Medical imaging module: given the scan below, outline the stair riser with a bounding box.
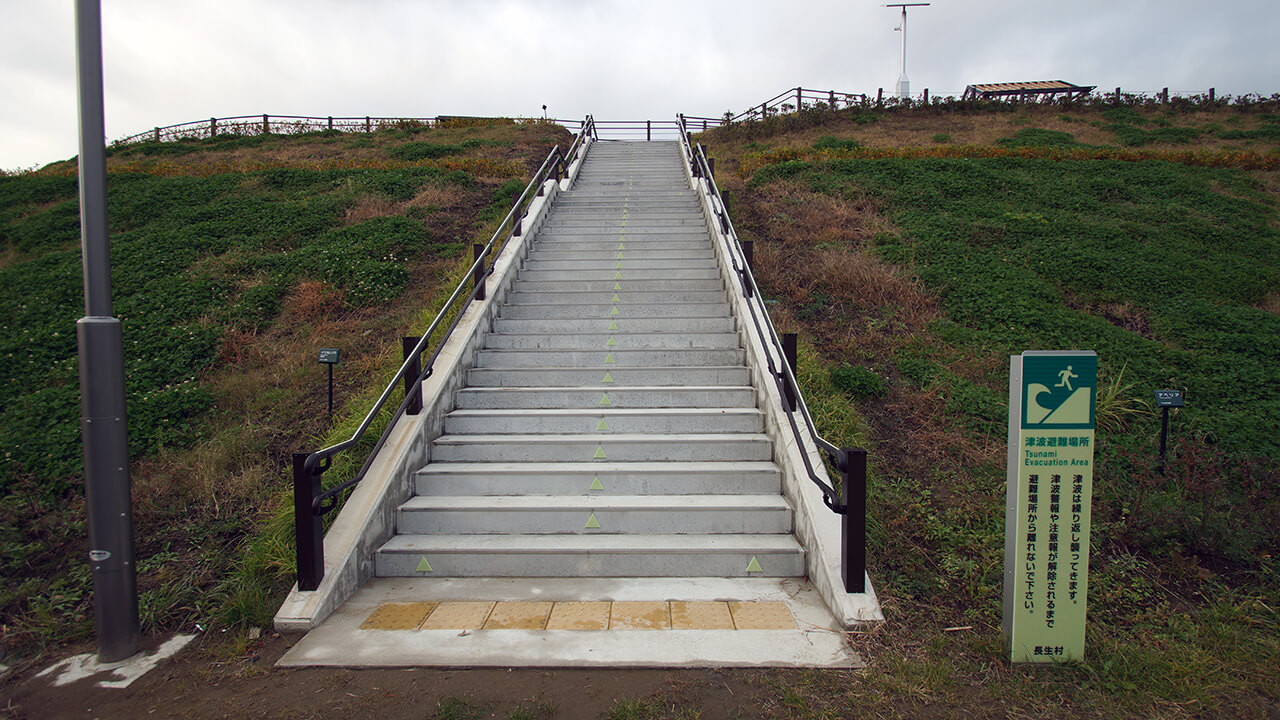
[467,367,749,386]
[396,508,792,535]
[375,550,805,578]
[497,296,729,310]
[497,305,729,319]
[484,333,738,349]
[523,260,718,271]
[512,279,725,292]
[453,388,757,409]
[443,412,763,435]
[518,269,720,281]
[493,317,733,333]
[528,251,713,261]
[474,349,744,367]
[416,468,781,496]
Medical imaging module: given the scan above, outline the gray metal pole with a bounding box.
[75,0,140,663]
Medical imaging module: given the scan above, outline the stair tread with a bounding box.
[380,534,803,552]
[401,495,791,510]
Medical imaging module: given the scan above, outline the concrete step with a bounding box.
[482,332,739,349]
[530,240,711,251]
[396,495,793,534]
[496,303,729,320]
[492,317,733,333]
[442,407,763,434]
[527,250,713,262]
[452,386,757,409]
[375,534,806,578]
[522,259,718,271]
[501,291,727,306]
[466,366,749,387]
[474,348,744,367]
[512,279,725,293]
[415,460,782,496]
[517,268,720,281]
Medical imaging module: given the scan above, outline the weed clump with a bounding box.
[829,364,887,398]
[813,136,861,151]
[996,127,1078,148]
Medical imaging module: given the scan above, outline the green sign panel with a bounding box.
[1003,350,1096,664]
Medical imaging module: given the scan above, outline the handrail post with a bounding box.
[781,333,798,411]
[708,157,715,179]
[472,244,487,300]
[328,116,333,131]
[402,336,422,415]
[741,239,753,271]
[646,120,651,141]
[262,114,269,135]
[293,453,324,591]
[841,448,867,593]
[796,86,803,111]
[209,117,216,137]
[153,127,159,142]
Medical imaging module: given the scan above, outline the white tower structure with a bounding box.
[885,3,930,99]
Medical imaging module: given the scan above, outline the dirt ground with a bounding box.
[2,632,808,720]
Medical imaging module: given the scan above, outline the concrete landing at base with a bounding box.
[278,577,861,669]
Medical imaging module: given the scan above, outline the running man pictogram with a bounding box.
[1056,365,1078,392]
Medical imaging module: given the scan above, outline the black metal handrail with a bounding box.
[590,119,681,141]
[292,116,595,591]
[675,114,868,593]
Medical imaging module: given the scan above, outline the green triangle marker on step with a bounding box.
[596,418,610,431]
[611,293,621,303]
[593,445,607,459]
[588,476,605,491]
[609,306,619,316]
[613,281,622,291]
[618,242,625,250]
[602,371,614,383]
[614,271,622,279]
[616,251,625,259]
[606,336,616,346]
[604,353,615,364]
[608,320,618,331]
[585,513,601,529]
[599,393,612,406]
[745,556,763,574]
[615,260,623,269]
[415,557,434,573]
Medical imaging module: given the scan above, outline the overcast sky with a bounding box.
[2,0,1277,171]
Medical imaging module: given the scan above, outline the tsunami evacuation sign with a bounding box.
[1003,350,1097,663]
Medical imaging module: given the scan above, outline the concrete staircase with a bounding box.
[373,141,805,580]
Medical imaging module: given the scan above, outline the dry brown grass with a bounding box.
[1261,292,1280,315]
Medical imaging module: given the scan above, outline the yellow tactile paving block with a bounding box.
[359,602,436,631]
[728,601,797,630]
[420,601,495,630]
[483,602,553,630]
[546,601,611,630]
[670,601,734,630]
[609,601,670,630]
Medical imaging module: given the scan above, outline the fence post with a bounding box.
[1114,87,1121,103]
[829,90,836,107]
[1209,87,1216,102]
[262,114,269,134]
[781,332,797,412]
[1161,87,1169,104]
[841,448,867,593]
[923,88,929,104]
[646,120,651,141]
[153,127,159,142]
[796,87,803,112]
[472,244,487,301]
[365,116,371,133]
[293,453,324,591]
[328,116,333,131]
[209,117,216,137]
[761,102,766,119]
[402,336,422,415]
[876,88,884,107]
[702,119,707,131]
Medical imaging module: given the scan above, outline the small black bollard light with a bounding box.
[1154,389,1184,474]
[318,348,341,421]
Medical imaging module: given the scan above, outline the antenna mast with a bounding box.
[885,3,930,99]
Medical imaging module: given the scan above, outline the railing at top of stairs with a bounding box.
[290,116,597,592]
[675,113,869,593]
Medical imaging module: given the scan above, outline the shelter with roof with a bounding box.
[962,80,1095,101]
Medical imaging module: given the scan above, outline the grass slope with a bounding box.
[703,101,1279,718]
[0,120,570,656]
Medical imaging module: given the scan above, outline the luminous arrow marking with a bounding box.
[602,371,614,383]
[613,281,622,291]
[609,306,619,316]
[416,557,434,573]
[614,271,622,279]
[585,513,601,529]
[745,556,763,574]
[616,261,623,269]
[597,418,610,431]
[593,445,607,459]
[604,353,615,364]
[606,336,616,346]
[599,393,612,405]
[611,293,621,303]
[588,476,605,491]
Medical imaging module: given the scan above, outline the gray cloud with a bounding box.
[2,0,1276,170]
